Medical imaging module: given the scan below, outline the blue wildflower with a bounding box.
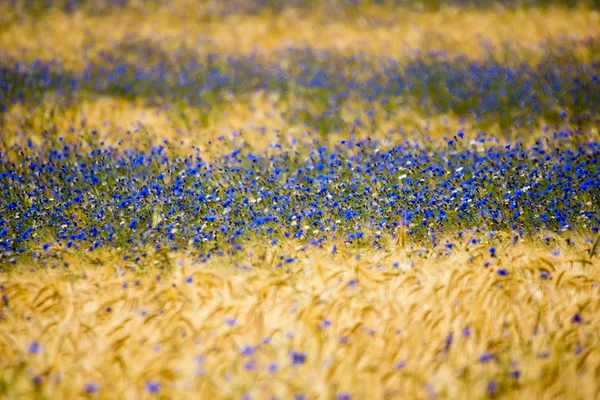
[336,392,352,400]
[28,341,41,354]
[479,351,495,363]
[145,380,161,393]
[290,350,307,365]
[267,362,279,373]
[85,382,101,393]
[487,380,497,394]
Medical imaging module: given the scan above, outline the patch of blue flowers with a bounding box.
[1,38,599,132]
[6,0,597,18]
[0,132,598,263]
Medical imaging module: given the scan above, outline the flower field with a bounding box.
[1,0,600,398]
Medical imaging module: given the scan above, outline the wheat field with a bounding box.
[1,1,600,399]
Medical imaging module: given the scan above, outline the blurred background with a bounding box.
[1,0,599,154]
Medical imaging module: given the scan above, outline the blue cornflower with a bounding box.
[145,380,161,393]
[478,351,495,363]
[241,345,255,356]
[489,247,496,257]
[497,269,508,276]
[85,382,101,393]
[290,350,307,365]
[572,313,583,324]
[267,362,279,373]
[28,341,41,354]
[336,392,352,400]
[487,380,497,394]
[445,332,453,349]
[244,360,256,371]
[185,275,193,283]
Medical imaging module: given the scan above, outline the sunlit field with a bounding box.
[1,0,600,399]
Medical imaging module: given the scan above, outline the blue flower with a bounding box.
[28,341,41,354]
[267,362,279,373]
[290,350,307,365]
[244,360,256,371]
[145,380,161,393]
[445,332,453,349]
[336,392,352,400]
[241,345,256,356]
[321,318,332,327]
[85,382,101,393]
[487,380,497,394]
[478,351,495,363]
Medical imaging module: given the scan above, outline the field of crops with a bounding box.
[1,0,600,399]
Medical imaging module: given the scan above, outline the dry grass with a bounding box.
[1,237,600,399]
[1,91,479,155]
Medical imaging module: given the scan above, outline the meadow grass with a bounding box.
[1,1,600,399]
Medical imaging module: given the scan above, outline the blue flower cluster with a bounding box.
[6,0,595,18]
[1,38,598,132]
[0,132,598,263]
